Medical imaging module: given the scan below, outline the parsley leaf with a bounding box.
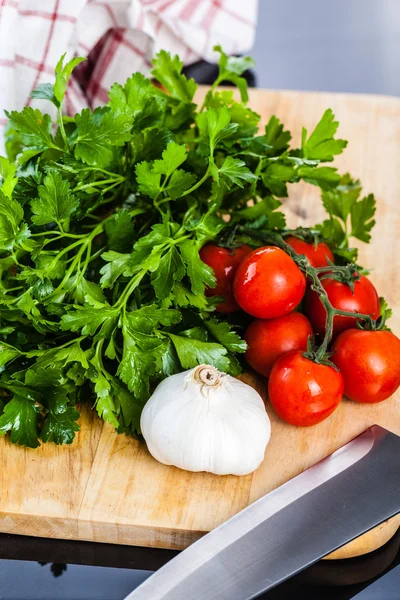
[165,170,196,199]
[218,156,257,188]
[109,72,164,130]
[27,341,90,370]
[151,51,197,102]
[298,165,340,191]
[0,343,21,372]
[31,83,58,106]
[167,332,240,374]
[168,282,211,311]
[117,306,181,400]
[31,54,86,108]
[135,162,161,198]
[54,54,86,106]
[180,239,216,295]
[100,252,131,288]
[322,174,362,221]
[0,156,18,198]
[233,196,286,229]
[302,109,347,161]
[104,211,135,252]
[0,394,40,448]
[317,174,376,246]
[151,246,185,299]
[350,193,376,243]
[153,142,188,175]
[264,116,291,155]
[0,190,30,251]
[31,172,79,227]
[61,305,117,337]
[213,45,255,102]
[196,107,237,154]
[89,355,120,429]
[74,108,132,167]
[117,384,142,435]
[136,142,196,200]
[5,107,57,150]
[204,318,247,353]
[262,162,296,197]
[41,395,80,445]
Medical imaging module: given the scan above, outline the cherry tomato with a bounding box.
[233,246,306,319]
[244,312,313,377]
[305,275,380,339]
[331,329,400,403]
[268,350,344,426]
[199,244,252,313]
[285,236,334,268]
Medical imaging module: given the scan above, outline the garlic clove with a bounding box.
[140,365,271,476]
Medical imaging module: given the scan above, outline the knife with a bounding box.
[124,425,400,600]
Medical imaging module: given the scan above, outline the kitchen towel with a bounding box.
[0,0,258,154]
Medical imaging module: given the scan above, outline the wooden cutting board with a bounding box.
[0,87,399,560]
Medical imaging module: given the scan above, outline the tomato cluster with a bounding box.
[200,240,400,428]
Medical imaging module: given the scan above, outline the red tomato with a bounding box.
[244,312,313,377]
[268,350,344,426]
[331,329,400,403]
[285,236,334,268]
[199,244,252,313]
[305,275,380,339]
[233,246,306,319]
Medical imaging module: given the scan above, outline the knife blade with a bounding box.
[124,425,400,600]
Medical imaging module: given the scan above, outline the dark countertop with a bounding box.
[0,532,399,600]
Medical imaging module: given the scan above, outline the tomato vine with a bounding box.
[239,227,382,366]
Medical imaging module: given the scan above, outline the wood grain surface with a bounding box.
[0,87,399,559]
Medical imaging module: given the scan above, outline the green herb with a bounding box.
[316,173,376,261]
[0,47,376,447]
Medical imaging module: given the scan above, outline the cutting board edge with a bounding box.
[0,510,205,551]
[0,509,398,559]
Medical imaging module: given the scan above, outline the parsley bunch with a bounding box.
[0,48,375,447]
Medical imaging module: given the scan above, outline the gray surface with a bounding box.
[0,561,151,600]
[252,0,400,96]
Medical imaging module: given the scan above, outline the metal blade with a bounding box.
[125,426,400,600]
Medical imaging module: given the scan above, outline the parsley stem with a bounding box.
[114,269,147,310]
[79,167,123,178]
[42,217,110,299]
[30,230,87,244]
[3,286,23,294]
[30,231,60,237]
[73,176,124,193]
[77,241,92,284]
[11,251,21,266]
[50,336,85,351]
[199,77,223,112]
[180,166,210,198]
[57,106,69,149]
[88,246,106,263]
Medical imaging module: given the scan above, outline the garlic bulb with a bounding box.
[140,364,271,476]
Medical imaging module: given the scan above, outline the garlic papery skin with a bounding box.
[140,365,271,476]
